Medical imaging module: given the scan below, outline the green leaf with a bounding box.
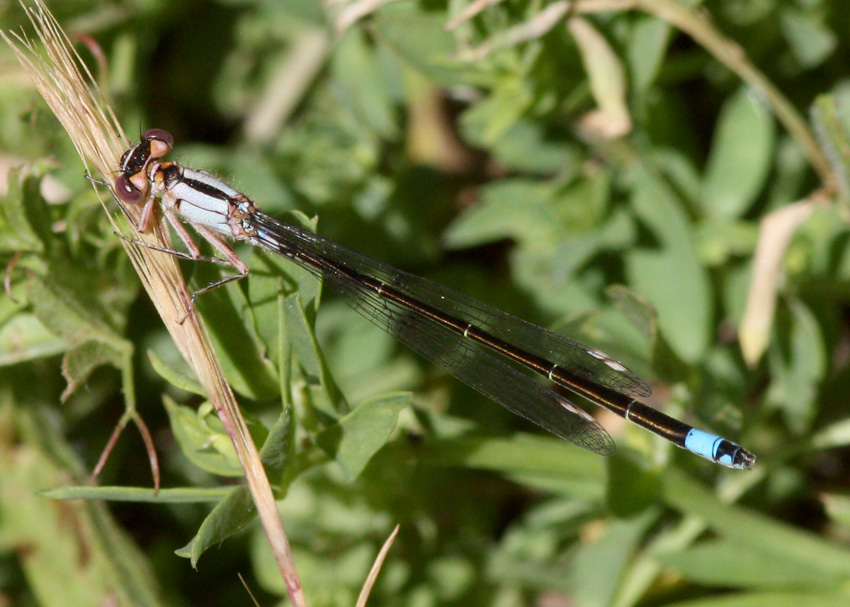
[41,486,229,503]
[1,408,166,607]
[627,15,672,95]
[146,348,205,396]
[0,312,68,366]
[285,292,346,417]
[572,510,658,607]
[246,214,320,371]
[164,397,243,477]
[485,120,580,174]
[459,79,534,146]
[664,470,850,579]
[443,179,559,250]
[780,8,837,68]
[627,167,712,363]
[177,485,256,567]
[766,298,826,434]
[701,87,775,219]
[664,538,836,587]
[373,7,463,87]
[412,434,607,500]
[569,17,631,137]
[259,406,293,473]
[0,169,47,254]
[333,28,399,139]
[316,391,411,480]
[192,260,280,400]
[61,340,128,400]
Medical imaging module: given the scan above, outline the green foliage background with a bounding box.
[3,0,850,606]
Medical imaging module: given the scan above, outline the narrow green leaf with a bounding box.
[658,592,850,607]
[664,470,850,579]
[41,486,229,503]
[285,292,346,417]
[811,94,850,203]
[192,260,280,400]
[664,538,836,587]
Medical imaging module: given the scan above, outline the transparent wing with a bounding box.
[251,213,650,397]
[247,213,627,455]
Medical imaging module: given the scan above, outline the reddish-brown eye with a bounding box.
[115,175,143,203]
[142,128,173,147]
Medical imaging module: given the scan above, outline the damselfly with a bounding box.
[112,129,755,470]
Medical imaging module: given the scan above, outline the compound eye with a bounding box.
[115,175,144,204]
[141,128,174,147]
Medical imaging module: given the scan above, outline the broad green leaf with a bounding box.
[0,170,47,254]
[192,259,280,400]
[485,120,581,174]
[259,406,293,473]
[61,340,128,400]
[146,348,205,396]
[459,79,534,146]
[572,510,658,607]
[333,28,399,139]
[0,312,68,365]
[627,15,672,95]
[164,397,243,477]
[373,8,463,87]
[177,485,256,567]
[444,178,569,251]
[25,273,133,398]
[316,391,411,480]
[627,167,711,363]
[766,298,826,433]
[780,8,837,68]
[701,88,775,219]
[246,212,321,370]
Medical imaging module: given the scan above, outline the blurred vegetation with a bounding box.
[3,0,850,606]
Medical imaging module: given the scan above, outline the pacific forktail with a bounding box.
[112,129,755,470]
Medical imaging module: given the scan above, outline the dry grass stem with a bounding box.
[3,2,306,604]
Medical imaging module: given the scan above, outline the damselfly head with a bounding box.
[115,129,175,203]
